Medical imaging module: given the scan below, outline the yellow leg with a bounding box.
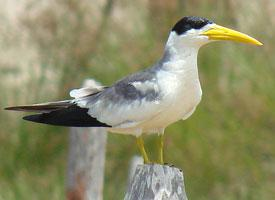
[136,136,150,164]
[158,134,164,164]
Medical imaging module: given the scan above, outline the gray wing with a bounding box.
[73,70,164,128]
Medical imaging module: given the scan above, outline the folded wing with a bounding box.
[6,70,164,128]
[74,71,164,128]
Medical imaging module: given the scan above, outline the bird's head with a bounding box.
[168,16,262,49]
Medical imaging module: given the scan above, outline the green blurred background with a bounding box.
[1,0,274,199]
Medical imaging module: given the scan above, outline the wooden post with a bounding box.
[127,156,143,185]
[66,79,107,200]
[124,164,188,200]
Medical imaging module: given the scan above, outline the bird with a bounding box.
[5,16,262,164]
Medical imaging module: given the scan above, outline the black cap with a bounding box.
[172,16,213,35]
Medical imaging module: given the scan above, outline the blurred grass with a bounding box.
[1,0,275,199]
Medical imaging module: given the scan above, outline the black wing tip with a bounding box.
[22,114,65,127]
[23,114,40,122]
[22,105,111,128]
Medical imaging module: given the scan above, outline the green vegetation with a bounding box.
[1,0,274,199]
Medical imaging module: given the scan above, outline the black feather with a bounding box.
[172,16,213,35]
[23,104,111,127]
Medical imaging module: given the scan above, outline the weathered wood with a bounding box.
[125,164,188,200]
[127,156,143,185]
[66,79,107,200]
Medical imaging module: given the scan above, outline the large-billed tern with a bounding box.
[6,16,262,164]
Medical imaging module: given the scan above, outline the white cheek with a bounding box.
[187,29,197,34]
[184,35,209,45]
[197,35,210,44]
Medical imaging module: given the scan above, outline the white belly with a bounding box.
[141,78,202,131]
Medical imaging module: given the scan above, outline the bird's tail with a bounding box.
[5,101,110,127]
[5,100,73,113]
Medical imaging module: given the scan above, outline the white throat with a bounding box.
[159,31,203,74]
[166,32,200,58]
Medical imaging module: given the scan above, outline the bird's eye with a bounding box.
[195,21,204,28]
[185,24,191,30]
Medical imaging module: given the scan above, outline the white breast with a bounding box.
[139,61,202,132]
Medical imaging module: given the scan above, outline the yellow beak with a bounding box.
[202,24,263,46]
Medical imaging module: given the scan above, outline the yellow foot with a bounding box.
[136,136,150,164]
[158,134,164,165]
